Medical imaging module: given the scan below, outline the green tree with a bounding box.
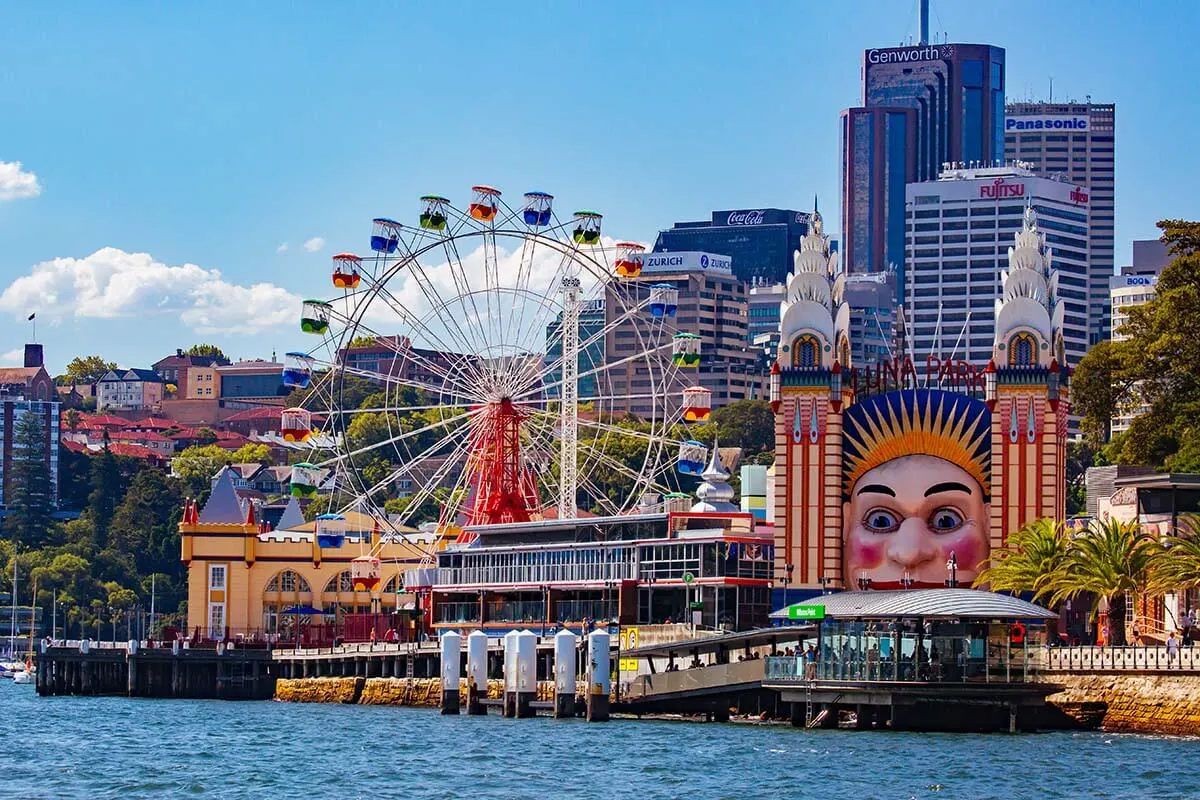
[63,408,82,433]
[1075,220,1200,466]
[108,469,185,577]
[348,336,377,348]
[1041,518,1163,647]
[172,444,230,498]
[973,519,1070,603]
[184,344,229,363]
[230,443,272,465]
[710,399,775,457]
[6,409,55,547]
[87,438,121,548]
[57,355,116,385]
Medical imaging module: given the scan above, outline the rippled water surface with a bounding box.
[2,681,1193,799]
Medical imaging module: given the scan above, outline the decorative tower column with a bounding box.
[989,204,1071,547]
[771,205,851,592]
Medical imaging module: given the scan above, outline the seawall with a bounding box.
[276,677,559,707]
[1046,674,1200,736]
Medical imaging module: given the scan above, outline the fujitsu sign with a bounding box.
[1070,187,1089,205]
[979,178,1025,199]
[727,210,766,226]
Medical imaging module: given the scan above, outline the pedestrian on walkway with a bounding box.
[1167,631,1180,666]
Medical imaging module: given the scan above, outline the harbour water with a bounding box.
[1,682,1192,799]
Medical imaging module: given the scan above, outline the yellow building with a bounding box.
[181,469,428,641]
[183,364,219,399]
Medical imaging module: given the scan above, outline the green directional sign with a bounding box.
[688,601,703,611]
[787,604,825,621]
[682,572,695,584]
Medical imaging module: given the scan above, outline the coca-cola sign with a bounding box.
[979,178,1025,200]
[726,210,766,226]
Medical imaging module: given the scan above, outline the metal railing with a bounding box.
[763,648,1038,685]
[485,600,545,624]
[1044,644,1200,672]
[555,600,617,623]
[435,602,481,624]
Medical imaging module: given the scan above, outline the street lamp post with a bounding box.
[900,572,915,590]
[857,575,873,591]
[647,576,657,625]
[945,552,959,589]
[817,575,831,595]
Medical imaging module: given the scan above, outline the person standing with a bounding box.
[1167,631,1180,666]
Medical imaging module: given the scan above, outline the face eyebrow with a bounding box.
[856,484,896,497]
[924,482,972,497]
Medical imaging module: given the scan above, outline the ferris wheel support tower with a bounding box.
[558,274,581,520]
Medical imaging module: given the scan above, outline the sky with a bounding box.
[1,0,1196,375]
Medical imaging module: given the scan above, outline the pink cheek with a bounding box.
[848,536,885,569]
[940,531,986,575]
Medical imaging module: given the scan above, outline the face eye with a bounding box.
[861,507,901,534]
[929,507,966,533]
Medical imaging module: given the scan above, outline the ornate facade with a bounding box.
[770,203,1068,595]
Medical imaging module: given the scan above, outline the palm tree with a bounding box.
[973,518,1069,603]
[1153,514,1200,595]
[1041,518,1163,647]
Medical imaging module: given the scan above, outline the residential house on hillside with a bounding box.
[153,349,230,399]
[96,368,166,412]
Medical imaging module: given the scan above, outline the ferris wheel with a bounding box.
[278,185,718,580]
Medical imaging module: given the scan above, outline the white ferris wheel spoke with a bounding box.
[313,405,482,468]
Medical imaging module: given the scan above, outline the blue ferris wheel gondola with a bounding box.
[315,513,346,549]
[522,191,554,227]
[370,217,401,254]
[282,352,315,389]
[677,440,708,476]
[648,284,679,319]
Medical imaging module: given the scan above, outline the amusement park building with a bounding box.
[652,209,811,286]
[603,254,762,418]
[181,469,428,641]
[768,203,1068,603]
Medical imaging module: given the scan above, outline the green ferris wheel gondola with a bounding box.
[419,195,450,231]
[300,300,332,334]
[572,210,602,245]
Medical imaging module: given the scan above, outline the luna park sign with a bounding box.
[848,355,987,399]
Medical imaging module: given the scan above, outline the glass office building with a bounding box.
[842,43,1006,299]
[652,209,811,286]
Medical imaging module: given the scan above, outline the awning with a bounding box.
[769,589,1057,622]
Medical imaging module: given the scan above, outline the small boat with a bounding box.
[12,668,32,685]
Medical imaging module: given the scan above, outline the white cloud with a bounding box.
[0,247,302,336]
[303,237,325,253]
[0,161,41,201]
[276,242,289,254]
[0,348,23,364]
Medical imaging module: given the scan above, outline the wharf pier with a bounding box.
[36,641,277,700]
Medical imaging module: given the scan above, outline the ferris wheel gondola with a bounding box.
[331,253,363,290]
[282,352,314,389]
[614,242,644,278]
[287,182,705,576]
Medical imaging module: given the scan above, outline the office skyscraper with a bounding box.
[1005,101,1116,343]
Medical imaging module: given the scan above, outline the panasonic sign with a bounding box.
[1005,115,1090,132]
[642,251,732,275]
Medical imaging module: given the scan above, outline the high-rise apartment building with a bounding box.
[904,164,1090,367]
[0,344,60,509]
[603,252,760,418]
[842,41,1007,297]
[1005,102,1115,342]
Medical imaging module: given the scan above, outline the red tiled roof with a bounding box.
[79,414,131,429]
[129,417,175,429]
[167,428,201,440]
[0,367,41,384]
[108,430,171,443]
[60,440,89,454]
[107,443,163,460]
[213,434,250,450]
[223,407,283,422]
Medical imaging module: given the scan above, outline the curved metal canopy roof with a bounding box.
[769,589,1057,621]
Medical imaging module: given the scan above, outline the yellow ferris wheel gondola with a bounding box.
[468,185,501,222]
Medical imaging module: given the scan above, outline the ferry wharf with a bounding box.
[762,589,1061,732]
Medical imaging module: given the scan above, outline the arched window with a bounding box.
[265,570,311,594]
[1008,333,1037,367]
[837,336,851,368]
[324,570,356,595]
[791,335,821,368]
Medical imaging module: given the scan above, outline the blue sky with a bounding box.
[0,0,1195,374]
